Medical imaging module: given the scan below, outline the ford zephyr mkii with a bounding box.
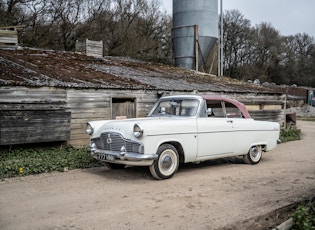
[87,95,280,180]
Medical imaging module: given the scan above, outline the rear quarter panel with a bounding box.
[233,119,280,155]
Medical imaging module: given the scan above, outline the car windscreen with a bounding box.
[149,99,200,117]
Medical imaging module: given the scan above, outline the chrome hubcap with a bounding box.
[161,155,173,170]
[250,146,261,161]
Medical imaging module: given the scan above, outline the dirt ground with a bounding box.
[1,121,315,230]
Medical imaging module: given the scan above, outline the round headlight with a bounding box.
[133,123,143,138]
[86,123,94,135]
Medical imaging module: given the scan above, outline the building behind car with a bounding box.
[0,48,302,147]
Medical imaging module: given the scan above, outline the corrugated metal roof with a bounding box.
[0,48,280,94]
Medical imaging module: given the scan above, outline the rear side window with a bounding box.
[225,102,243,118]
[206,101,244,118]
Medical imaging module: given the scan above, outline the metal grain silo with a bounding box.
[172,0,218,70]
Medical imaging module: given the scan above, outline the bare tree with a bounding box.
[249,23,285,83]
[82,0,172,62]
[222,9,315,86]
[7,1,314,87]
[2,0,172,62]
[19,0,49,47]
[0,0,29,26]
[223,9,252,80]
[45,0,83,50]
[284,33,315,86]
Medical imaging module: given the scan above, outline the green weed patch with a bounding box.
[291,200,315,230]
[0,146,102,179]
[280,125,301,143]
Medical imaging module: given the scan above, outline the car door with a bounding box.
[196,100,235,160]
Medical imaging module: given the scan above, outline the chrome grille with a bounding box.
[92,132,143,154]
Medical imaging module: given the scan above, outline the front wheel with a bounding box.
[243,145,262,164]
[149,144,179,180]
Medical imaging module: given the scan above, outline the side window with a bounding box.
[225,102,243,118]
[206,101,224,117]
[205,100,244,118]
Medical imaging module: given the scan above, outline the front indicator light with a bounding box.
[133,123,143,138]
[86,123,94,135]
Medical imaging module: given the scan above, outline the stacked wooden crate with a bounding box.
[0,26,22,47]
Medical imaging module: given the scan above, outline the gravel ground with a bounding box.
[0,120,315,230]
[287,105,315,117]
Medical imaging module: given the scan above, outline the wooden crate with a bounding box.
[0,28,19,47]
[75,39,103,57]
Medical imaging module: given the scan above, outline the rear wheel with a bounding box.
[149,144,179,180]
[105,162,125,169]
[243,145,262,164]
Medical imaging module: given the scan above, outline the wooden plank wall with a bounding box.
[68,89,286,147]
[66,89,109,146]
[0,87,70,145]
[67,89,157,146]
[1,86,286,147]
[0,109,70,145]
[234,93,286,125]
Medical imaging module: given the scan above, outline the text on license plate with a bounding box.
[97,154,115,162]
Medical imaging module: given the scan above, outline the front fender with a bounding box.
[87,120,112,138]
[142,133,198,163]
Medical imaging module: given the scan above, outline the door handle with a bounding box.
[227,120,233,123]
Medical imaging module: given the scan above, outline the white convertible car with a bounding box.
[87,95,280,180]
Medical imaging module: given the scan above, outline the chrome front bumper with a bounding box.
[88,147,158,164]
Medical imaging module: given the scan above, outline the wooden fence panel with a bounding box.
[0,110,71,145]
[0,87,70,145]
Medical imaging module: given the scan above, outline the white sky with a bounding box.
[161,0,315,37]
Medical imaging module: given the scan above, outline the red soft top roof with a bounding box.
[200,95,251,119]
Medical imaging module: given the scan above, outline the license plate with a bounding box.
[97,154,115,162]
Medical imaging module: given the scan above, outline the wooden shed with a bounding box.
[0,48,286,147]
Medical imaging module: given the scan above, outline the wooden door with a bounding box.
[111,98,136,119]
